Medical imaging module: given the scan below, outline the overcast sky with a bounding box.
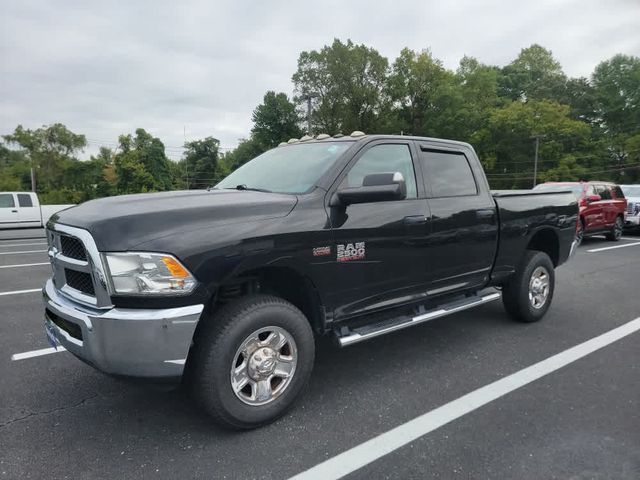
[1,0,639,159]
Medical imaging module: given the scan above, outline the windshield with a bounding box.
[216,142,352,194]
[621,185,640,197]
[533,183,583,199]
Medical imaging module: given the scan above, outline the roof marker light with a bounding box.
[350,131,366,137]
[316,134,330,140]
[287,138,299,144]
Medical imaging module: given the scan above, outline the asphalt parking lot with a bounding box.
[1,228,639,479]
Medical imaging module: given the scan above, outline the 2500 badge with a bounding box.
[337,242,366,262]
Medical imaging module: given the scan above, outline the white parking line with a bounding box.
[0,242,47,248]
[0,262,49,269]
[0,250,47,255]
[587,241,640,253]
[289,317,640,480]
[11,347,66,361]
[0,288,41,296]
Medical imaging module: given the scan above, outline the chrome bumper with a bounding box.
[43,279,203,380]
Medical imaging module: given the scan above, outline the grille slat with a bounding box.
[65,269,96,296]
[60,235,87,261]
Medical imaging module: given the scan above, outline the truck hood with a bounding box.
[52,189,298,251]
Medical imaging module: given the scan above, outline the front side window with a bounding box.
[216,141,352,194]
[17,194,34,207]
[420,150,477,197]
[0,194,15,208]
[342,144,418,199]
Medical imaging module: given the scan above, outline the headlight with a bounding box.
[104,252,196,295]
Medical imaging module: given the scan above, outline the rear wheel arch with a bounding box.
[526,228,559,266]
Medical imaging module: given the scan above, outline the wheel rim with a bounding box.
[230,326,298,406]
[614,218,622,239]
[528,266,550,309]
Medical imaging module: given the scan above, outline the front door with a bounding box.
[0,193,20,228]
[326,141,431,319]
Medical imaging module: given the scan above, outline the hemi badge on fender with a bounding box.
[313,246,331,257]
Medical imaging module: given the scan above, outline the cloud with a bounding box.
[1,0,638,158]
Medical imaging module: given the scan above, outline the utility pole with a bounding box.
[531,134,546,188]
[30,167,36,192]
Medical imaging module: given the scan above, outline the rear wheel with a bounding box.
[502,251,555,323]
[190,294,315,429]
[605,216,623,241]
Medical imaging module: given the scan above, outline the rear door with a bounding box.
[595,184,616,226]
[327,140,431,318]
[16,193,41,226]
[418,145,498,294]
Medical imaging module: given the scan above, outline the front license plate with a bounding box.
[45,321,58,348]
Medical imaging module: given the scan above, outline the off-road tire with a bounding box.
[502,251,555,323]
[605,216,623,241]
[189,294,315,429]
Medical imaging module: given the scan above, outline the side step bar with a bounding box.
[336,291,501,347]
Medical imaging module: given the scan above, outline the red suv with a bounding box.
[533,181,627,245]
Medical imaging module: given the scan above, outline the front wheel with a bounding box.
[605,216,623,241]
[189,294,315,429]
[502,251,555,323]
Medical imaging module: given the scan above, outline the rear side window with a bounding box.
[420,150,478,197]
[612,186,625,199]
[595,185,612,200]
[0,194,15,208]
[343,144,418,199]
[17,194,34,207]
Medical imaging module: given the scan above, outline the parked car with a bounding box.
[533,181,627,244]
[43,133,577,429]
[619,184,640,230]
[0,192,74,229]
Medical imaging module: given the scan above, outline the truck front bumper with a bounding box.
[43,279,203,381]
[625,214,640,227]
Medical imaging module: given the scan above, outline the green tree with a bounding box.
[181,136,222,189]
[477,100,591,188]
[591,54,640,135]
[114,129,172,193]
[293,39,389,134]
[251,91,303,147]
[499,44,567,102]
[2,123,86,191]
[387,48,462,138]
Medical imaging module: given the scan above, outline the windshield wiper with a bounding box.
[228,184,272,193]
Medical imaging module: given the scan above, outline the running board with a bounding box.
[336,292,501,347]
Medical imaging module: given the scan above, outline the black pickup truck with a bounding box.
[43,133,578,428]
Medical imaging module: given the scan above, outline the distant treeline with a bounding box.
[1,40,639,203]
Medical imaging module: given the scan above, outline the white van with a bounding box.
[0,192,74,229]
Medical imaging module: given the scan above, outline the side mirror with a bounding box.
[586,194,601,202]
[333,172,407,206]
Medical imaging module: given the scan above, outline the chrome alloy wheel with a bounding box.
[528,266,550,309]
[230,326,298,406]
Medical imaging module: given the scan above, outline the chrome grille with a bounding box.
[65,269,96,296]
[60,235,86,261]
[46,224,112,309]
